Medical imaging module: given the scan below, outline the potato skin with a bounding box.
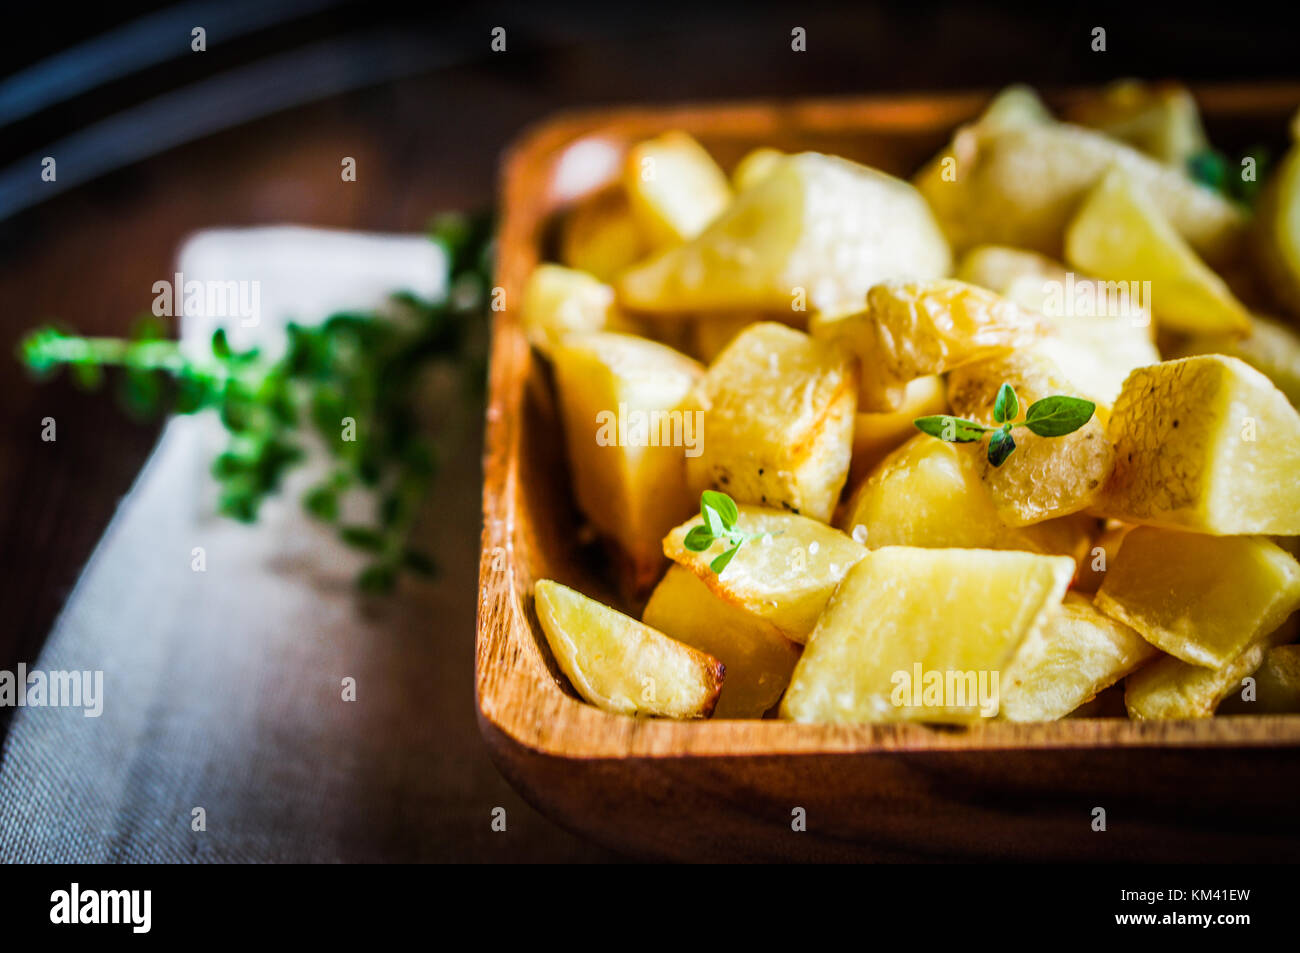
[947,350,1113,525]
[535,579,726,719]
[1097,355,1300,535]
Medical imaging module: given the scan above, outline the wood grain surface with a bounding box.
[478,85,1300,862]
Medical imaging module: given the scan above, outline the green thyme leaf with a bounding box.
[913,415,989,442]
[993,382,1018,424]
[709,544,741,575]
[683,525,716,552]
[303,484,340,522]
[701,503,724,537]
[701,489,738,529]
[1024,396,1096,437]
[987,428,1016,467]
[1187,149,1228,193]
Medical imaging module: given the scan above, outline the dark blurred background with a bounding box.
[0,1,1295,861]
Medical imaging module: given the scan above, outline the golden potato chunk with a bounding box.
[780,547,1075,724]
[839,435,1094,565]
[848,375,948,486]
[811,279,1044,411]
[662,505,867,644]
[642,565,799,718]
[999,592,1157,721]
[974,84,1054,132]
[687,322,855,522]
[551,333,703,593]
[1253,140,1300,320]
[1123,612,1297,721]
[947,349,1113,525]
[619,152,950,314]
[1219,643,1300,715]
[624,132,732,249]
[1125,643,1270,720]
[1064,80,1208,166]
[1095,527,1300,668]
[915,120,1246,266]
[1097,355,1300,534]
[1177,313,1300,409]
[1065,169,1250,335]
[559,187,650,282]
[520,264,639,355]
[911,87,1052,233]
[731,147,785,191]
[534,580,724,718]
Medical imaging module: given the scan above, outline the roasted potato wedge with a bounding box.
[999,592,1157,721]
[1218,643,1300,715]
[974,84,1054,132]
[1174,313,1300,408]
[534,579,724,718]
[521,264,639,355]
[839,434,1095,565]
[551,333,703,593]
[687,322,855,522]
[1064,80,1208,166]
[731,147,785,191]
[947,349,1113,525]
[915,120,1246,267]
[780,547,1075,723]
[1095,527,1300,668]
[619,152,950,314]
[643,565,800,718]
[559,186,650,282]
[1065,169,1251,335]
[1254,139,1300,320]
[624,132,732,250]
[811,279,1044,411]
[663,505,867,643]
[1097,355,1300,534]
[1125,642,1270,721]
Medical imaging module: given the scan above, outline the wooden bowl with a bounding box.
[478,85,1300,862]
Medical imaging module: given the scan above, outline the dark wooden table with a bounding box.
[0,4,1295,862]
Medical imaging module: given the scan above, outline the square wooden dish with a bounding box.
[478,84,1300,862]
